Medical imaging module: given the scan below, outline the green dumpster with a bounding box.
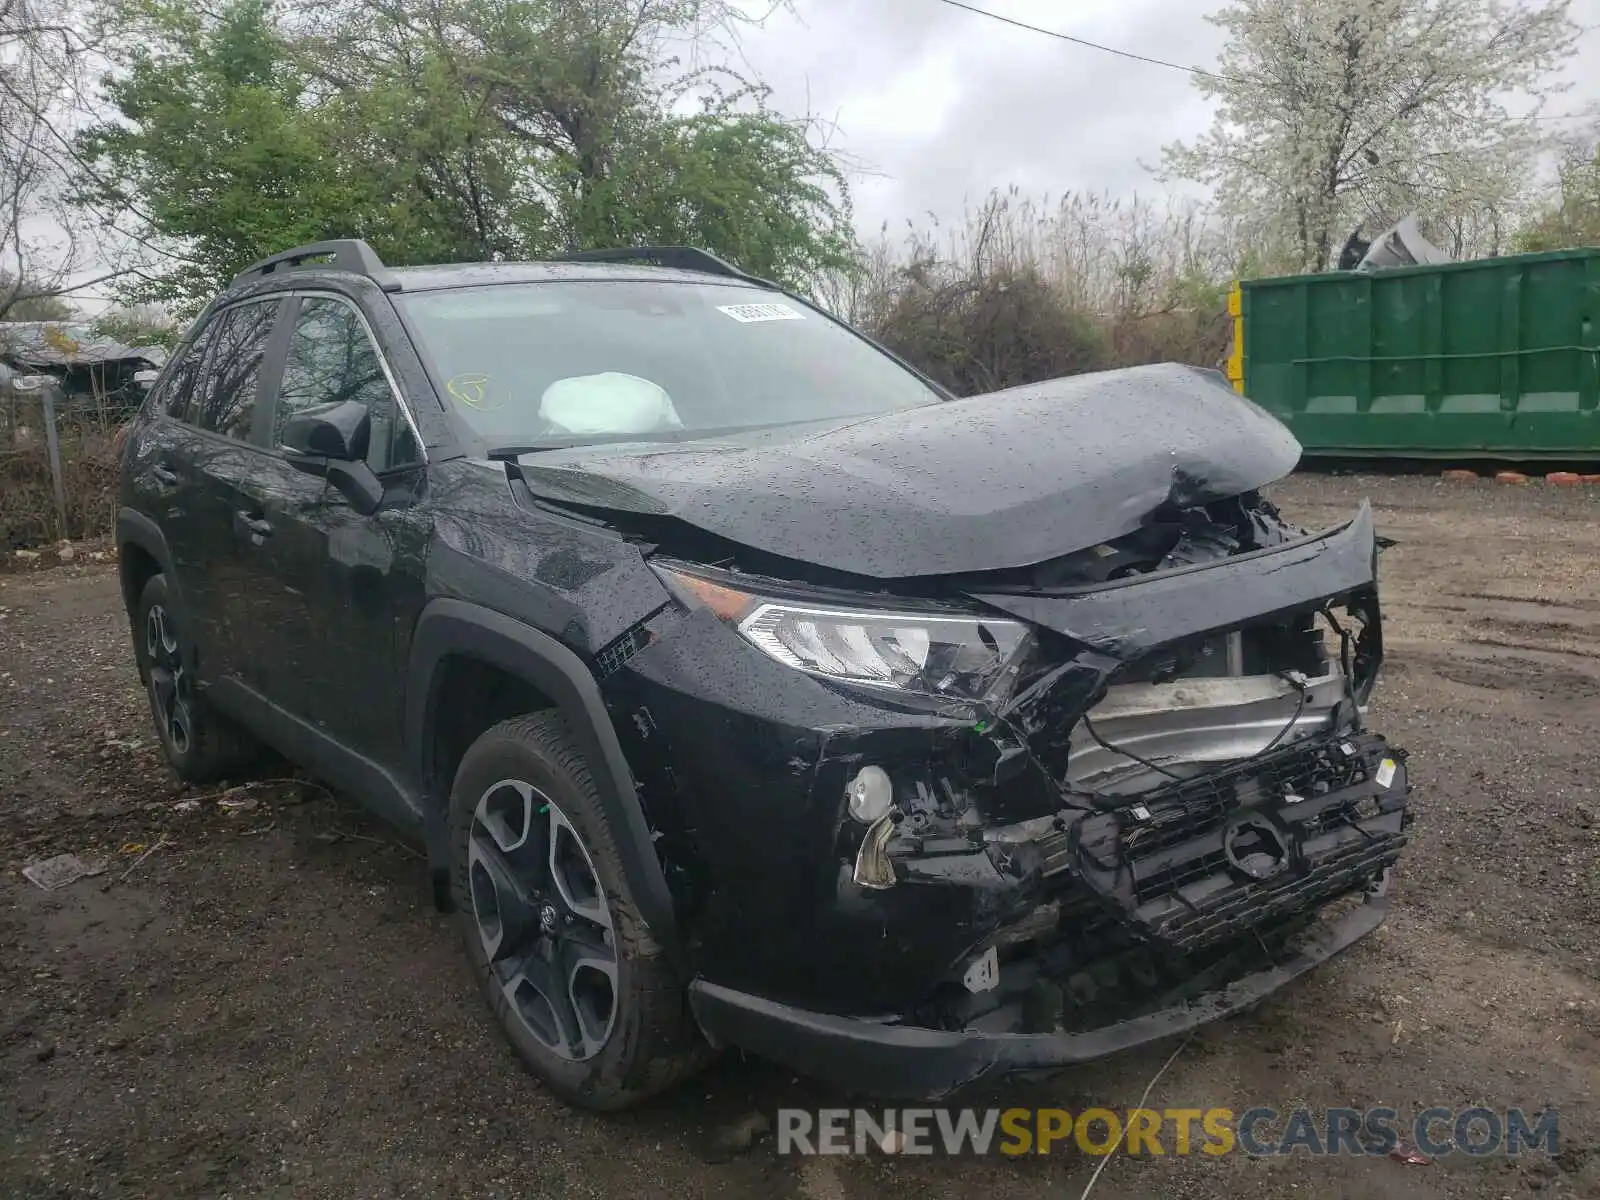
[1232,247,1600,459]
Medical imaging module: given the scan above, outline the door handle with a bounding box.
[234,510,273,540]
[151,464,179,486]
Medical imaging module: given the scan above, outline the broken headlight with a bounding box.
[653,563,1029,702]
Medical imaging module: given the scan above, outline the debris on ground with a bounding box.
[104,835,170,889]
[703,1111,771,1162]
[1388,1140,1433,1166]
[198,777,330,808]
[21,852,108,890]
[312,828,425,858]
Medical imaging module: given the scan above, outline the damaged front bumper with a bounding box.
[688,881,1391,1100]
[691,722,1409,1098]
[606,500,1412,1096]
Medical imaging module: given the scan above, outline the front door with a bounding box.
[239,294,429,775]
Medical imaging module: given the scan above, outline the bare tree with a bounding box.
[0,0,112,320]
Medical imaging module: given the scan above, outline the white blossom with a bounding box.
[1164,0,1580,270]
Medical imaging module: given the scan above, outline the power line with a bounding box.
[928,0,1225,79]
[929,0,1600,119]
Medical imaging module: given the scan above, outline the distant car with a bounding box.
[115,239,1412,1110]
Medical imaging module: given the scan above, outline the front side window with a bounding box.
[396,281,944,450]
[181,300,279,441]
[276,297,420,471]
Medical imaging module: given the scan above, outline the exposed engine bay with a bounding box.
[947,489,1305,590]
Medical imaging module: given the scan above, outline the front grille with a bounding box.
[1143,833,1400,951]
[1134,847,1228,902]
[1057,731,1407,953]
[1117,738,1373,867]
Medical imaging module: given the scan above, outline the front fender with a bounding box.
[405,598,682,968]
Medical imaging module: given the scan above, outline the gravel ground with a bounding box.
[3,473,1600,1199]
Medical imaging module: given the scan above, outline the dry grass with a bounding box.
[819,188,1246,395]
[1,395,122,551]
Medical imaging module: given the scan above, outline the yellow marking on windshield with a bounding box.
[446,373,492,409]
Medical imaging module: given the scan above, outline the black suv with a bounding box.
[116,240,1412,1110]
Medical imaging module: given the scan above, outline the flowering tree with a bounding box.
[1164,0,1580,271]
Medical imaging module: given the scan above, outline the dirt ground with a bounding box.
[4,473,1600,1200]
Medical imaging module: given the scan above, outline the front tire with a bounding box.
[447,712,707,1110]
[133,574,262,783]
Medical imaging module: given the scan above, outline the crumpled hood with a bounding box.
[515,363,1302,579]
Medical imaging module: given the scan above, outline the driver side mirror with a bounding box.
[283,399,371,461]
[281,400,384,515]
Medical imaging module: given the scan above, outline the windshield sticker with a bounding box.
[716,302,805,324]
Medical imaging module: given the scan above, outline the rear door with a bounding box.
[135,297,289,688]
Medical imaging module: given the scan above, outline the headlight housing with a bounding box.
[653,563,1029,703]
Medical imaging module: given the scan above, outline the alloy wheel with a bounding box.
[467,779,619,1062]
[145,604,193,756]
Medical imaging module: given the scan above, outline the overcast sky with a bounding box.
[43,0,1600,310]
[733,0,1600,236]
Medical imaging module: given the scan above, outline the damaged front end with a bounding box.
[620,490,1410,1099]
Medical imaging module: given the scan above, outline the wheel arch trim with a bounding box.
[406,597,682,967]
[116,508,185,630]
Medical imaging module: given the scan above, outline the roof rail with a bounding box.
[553,245,774,287]
[233,239,402,292]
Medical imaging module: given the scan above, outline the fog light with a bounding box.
[847,765,893,824]
[853,813,896,890]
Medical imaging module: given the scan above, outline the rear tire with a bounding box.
[133,573,263,783]
[447,712,708,1110]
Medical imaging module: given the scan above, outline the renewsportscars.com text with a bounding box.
[776,1106,1559,1158]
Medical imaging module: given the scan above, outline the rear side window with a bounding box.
[160,321,221,423]
[185,301,279,441]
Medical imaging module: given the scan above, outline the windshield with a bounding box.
[396,280,945,449]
